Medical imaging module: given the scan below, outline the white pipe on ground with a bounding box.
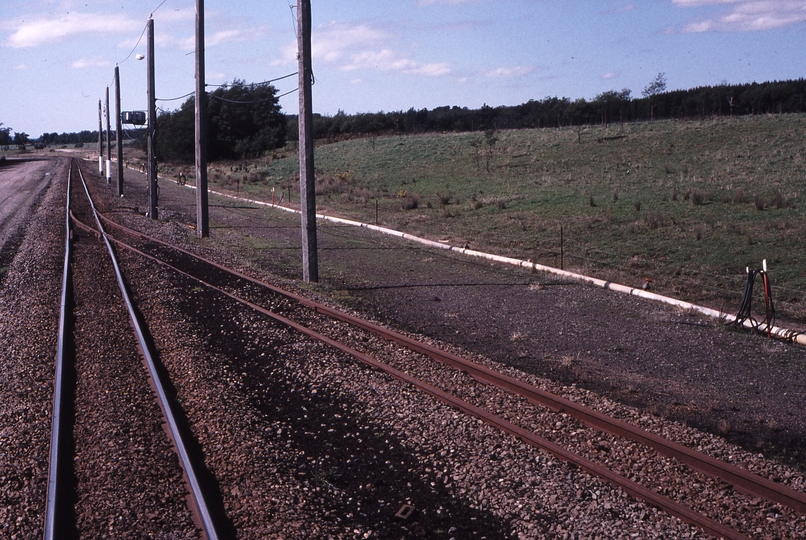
[170,181,806,347]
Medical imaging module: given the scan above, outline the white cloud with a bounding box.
[602,72,618,79]
[275,22,389,65]
[409,62,452,76]
[178,26,265,51]
[317,23,389,62]
[72,57,112,69]
[5,12,142,48]
[275,21,449,76]
[485,66,534,78]
[207,29,243,47]
[342,49,450,76]
[672,0,806,32]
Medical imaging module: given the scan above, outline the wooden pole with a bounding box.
[114,66,124,196]
[98,100,103,174]
[147,18,158,219]
[195,0,209,237]
[105,86,112,183]
[298,0,318,282]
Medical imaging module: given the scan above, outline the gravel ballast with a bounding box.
[2,157,806,538]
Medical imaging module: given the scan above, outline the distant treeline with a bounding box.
[28,77,806,157]
[296,78,806,140]
[39,130,103,145]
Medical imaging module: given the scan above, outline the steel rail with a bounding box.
[94,211,806,517]
[44,158,73,539]
[73,164,220,540]
[80,216,755,539]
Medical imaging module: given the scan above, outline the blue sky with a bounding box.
[1,0,805,138]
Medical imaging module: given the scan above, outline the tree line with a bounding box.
[39,131,101,146]
[15,75,806,158]
[301,76,806,140]
[0,123,31,148]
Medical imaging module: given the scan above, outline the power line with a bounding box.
[208,93,284,105]
[117,21,149,65]
[205,72,298,88]
[116,0,168,66]
[150,0,168,17]
[156,86,293,105]
[276,87,299,99]
[157,91,196,102]
[288,1,298,39]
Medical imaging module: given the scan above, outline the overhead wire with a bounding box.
[117,21,149,66]
[150,0,168,18]
[288,1,299,39]
[208,92,286,105]
[157,91,196,103]
[205,72,298,88]
[276,87,299,99]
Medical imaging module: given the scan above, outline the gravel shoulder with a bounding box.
[0,157,68,538]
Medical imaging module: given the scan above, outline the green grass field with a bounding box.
[202,114,806,323]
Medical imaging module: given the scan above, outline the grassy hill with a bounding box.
[202,114,806,324]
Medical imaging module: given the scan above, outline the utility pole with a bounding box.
[195,0,209,238]
[297,0,318,282]
[98,100,103,175]
[105,85,112,183]
[146,17,158,219]
[114,65,124,196]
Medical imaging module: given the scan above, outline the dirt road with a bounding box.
[0,157,60,268]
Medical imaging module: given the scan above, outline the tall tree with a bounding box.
[155,80,286,162]
[13,132,29,148]
[0,123,12,146]
[642,72,667,121]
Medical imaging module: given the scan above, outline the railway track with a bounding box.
[44,159,220,539]
[63,158,805,539]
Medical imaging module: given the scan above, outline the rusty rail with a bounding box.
[44,158,74,539]
[96,211,806,517]
[75,215,793,538]
[71,163,221,540]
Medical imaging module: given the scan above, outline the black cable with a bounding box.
[732,268,775,333]
[733,270,759,329]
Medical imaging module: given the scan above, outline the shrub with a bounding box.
[436,191,453,206]
[772,189,785,209]
[401,194,420,210]
[642,212,666,229]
